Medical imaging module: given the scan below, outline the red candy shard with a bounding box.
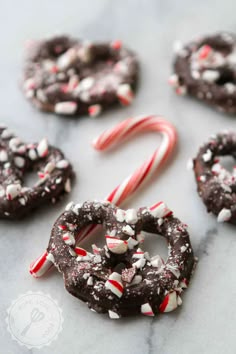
[198,45,212,60]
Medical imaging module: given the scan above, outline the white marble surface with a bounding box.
[1,1,236,353]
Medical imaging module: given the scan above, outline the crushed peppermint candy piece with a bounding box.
[105,235,128,254]
[150,255,164,268]
[201,70,220,83]
[37,138,48,158]
[88,104,102,117]
[125,209,138,224]
[55,101,77,115]
[105,272,124,298]
[133,257,146,269]
[127,237,139,249]
[62,232,75,246]
[6,184,21,200]
[111,40,122,50]
[92,244,101,255]
[141,303,154,316]
[132,248,145,259]
[149,201,172,218]
[217,208,232,223]
[115,209,126,222]
[57,48,77,69]
[87,276,93,286]
[0,150,8,162]
[74,247,87,256]
[122,224,135,236]
[116,84,134,105]
[159,291,178,313]
[108,310,120,319]
[28,149,37,160]
[14,156,25,168]
[202,149,212,162]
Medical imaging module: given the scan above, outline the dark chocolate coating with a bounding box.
[23,36,139,116]
[193,132,236,224]
[0,125,73,219]
[172,32,236,113]
[48,201,195,318]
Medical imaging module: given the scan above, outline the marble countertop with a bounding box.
[1,1,236,353]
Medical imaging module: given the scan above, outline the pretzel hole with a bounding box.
[142,231,168,260]
[24,170,41,188]
[218,155,235,173]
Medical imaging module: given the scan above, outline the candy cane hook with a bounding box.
[30,115,177,277]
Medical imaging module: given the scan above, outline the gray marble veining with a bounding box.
[1,1,236,353]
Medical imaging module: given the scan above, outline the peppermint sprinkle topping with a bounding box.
[202,149,212,162]
[217,208,232,223]
[55,101,77,115]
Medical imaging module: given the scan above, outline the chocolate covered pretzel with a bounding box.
[170,32,236,113]
[23,36,139,117]
[0,125,73,219]
[193,132,236,224]
[47,200,195,318]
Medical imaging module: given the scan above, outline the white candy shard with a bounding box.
[37,138,48,158]
[14,156,25,168]
[106,236,128,254]
[108,310,120,319]
[56,159,69,169]
[150,255,164,268]
[141,303,154,316]
[202,149,212,162]
[0,150,8,162]
[1,129,13,139]
[44,161,55,174]
[6,184,21,200]
[57,48,77,69]
[28,149,37,160]
[115,209,126,222]
[202,70,220,83]
[122,225,135,236]
[127,237,139,249]
[125,209,138,224]
[65,201,74,211]
[46,253,55,263]
[78,77,95,91]
[87,276,93,286]
[55,101,77,115]
[224,83,236,94]
[133,257,146,269]
[217,208,232,223]
[116,84,134,105]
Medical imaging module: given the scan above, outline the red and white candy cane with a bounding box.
[30,115,177,277]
